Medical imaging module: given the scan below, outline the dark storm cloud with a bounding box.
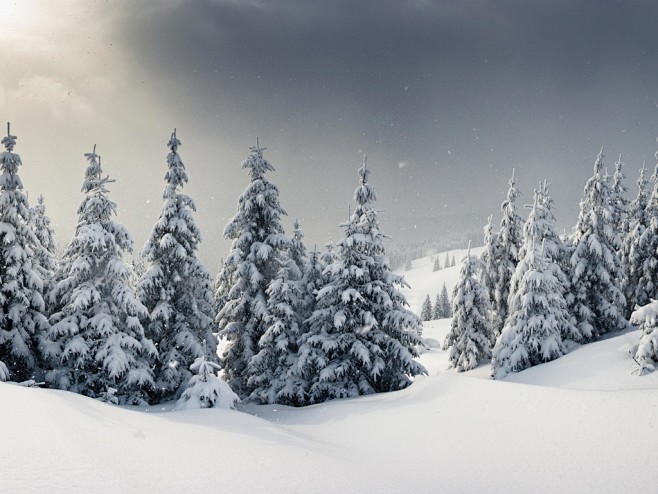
[115,0,658,253]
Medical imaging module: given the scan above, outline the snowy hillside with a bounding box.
[396,246,484,314]
[2,248,657,493]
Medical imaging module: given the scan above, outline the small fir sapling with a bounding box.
[176,342,239,410]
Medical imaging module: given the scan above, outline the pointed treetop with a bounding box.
[594,146,604,174]
[359,153,370,186]
[84,144,98,161]
[1,122,17,152]
[168,128,181,152]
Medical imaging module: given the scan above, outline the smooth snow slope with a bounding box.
[2,247,656,494]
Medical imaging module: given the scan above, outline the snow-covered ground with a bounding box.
[2,248,657,493]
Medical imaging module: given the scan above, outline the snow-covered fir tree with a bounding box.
[45,147,155,404]
[492,170,523,336]
[247,258,307,405]
[508,188,578,342]
[633,158,658,315]
[479,214,498,309]
[630,300,658,375]
[29,194,58,294]
[214,257,232,316]
[611,154,629,237]
[217,141,291,399]
[492,241,567,379]
[421,294,433,321]
[570,148,626,340]
[450,254,456,267]
[437,282,452,319]
[294,157,426,404]
[432,256,441,272]
[621,164,651,317]
[289,218,307,280]
[136,130,217,402]
[321,240,337,269]
[176,348,239,410]
[404,258,413,271]
[444,252,450,269]
[443,246,493,372]
[0,124,49,382]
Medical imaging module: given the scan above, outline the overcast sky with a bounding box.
[2,0,658,268]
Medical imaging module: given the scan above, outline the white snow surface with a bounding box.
[2,247,657,493]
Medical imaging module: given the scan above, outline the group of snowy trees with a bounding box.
[0,126,235,408]
[0,124,425,409]
[421,283,452,321]
[215,146,425,405]
[443,146,658,379]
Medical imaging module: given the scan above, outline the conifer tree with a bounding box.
[433,292,442,320]
[247,259,307,405]
[289,218,307,280]
[0,124,49,382]
[421,294,433,322]
[294,157,426,404]
[404,258,413,271]
[492,170,523,336]
[217,141,291,398]
[444,252,450,269]
[492,242,566,379]
[630,300,658,375]
[214,257,232,316]
[570,148,626,340]
[29,194,58,293]
[621,164,650,317]
[479,215,498,308]
[450,255,456,267]
[634,156,658,313]
[136,130,217,402]
[443,246,493,372]
[45,147,155,404]
[176,350,239,410]
[611,154,629,237]
[432,256,441,272]
[509,188,578,342]
[438,282,452,318]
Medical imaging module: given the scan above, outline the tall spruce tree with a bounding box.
[247,258,307,405]
[136,130,217,402]
[570,148,626,340]
[492,241,566,379]
[294,157,426,404]
[492,170,523,336]
[29,194,58,293]
[437,282,452,318]
[45,147,155,404]
[634,157,658,313]
[443,246,493,372]
[217,141,291,399]
[421,294,433,322]
[0,124,49,382]
[621,164,650,317]
[508,188,578,342]
[289,218,307,280]
[611,154,629,237]
[479,214,498,310]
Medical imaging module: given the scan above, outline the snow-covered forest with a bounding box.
[3,120,658,491]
